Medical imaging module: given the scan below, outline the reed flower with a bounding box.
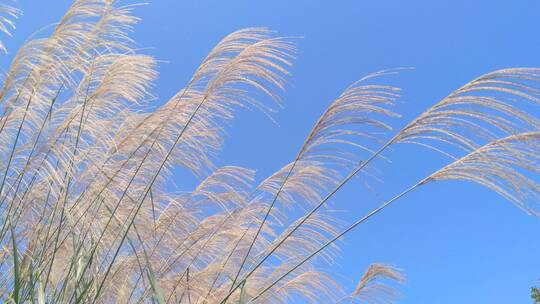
[0,1,537,303]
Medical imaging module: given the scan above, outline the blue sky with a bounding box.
[7,1,540,303]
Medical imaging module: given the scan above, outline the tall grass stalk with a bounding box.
[0,2,538,303]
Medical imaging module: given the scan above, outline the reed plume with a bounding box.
[0,1,537,303]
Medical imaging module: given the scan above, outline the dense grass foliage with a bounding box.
[0,1,537,303]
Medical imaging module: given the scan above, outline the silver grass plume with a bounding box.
[0,1,538,304]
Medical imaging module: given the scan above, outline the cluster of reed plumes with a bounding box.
[0,1,538,303]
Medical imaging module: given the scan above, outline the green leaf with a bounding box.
[238,281,247,304]
[74,278,94,304]
[146,267,165,304]
[9,221,20,304]
[37,279,45,304]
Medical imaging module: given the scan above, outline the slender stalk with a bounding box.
[69,73,198,303]
[43,69,94,293]
[250,177,428,302]
[130,207,249,303]
[229,92,342,291]
[91,39,278,299]
[186,268,191,304]
[205,224,251,301]
[228,158,299,291]
[90,81,212,304]
[0,93,34,201]
[221,138,396,302]
[163,209,248,304]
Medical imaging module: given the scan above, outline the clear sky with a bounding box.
[7,1,540,303]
